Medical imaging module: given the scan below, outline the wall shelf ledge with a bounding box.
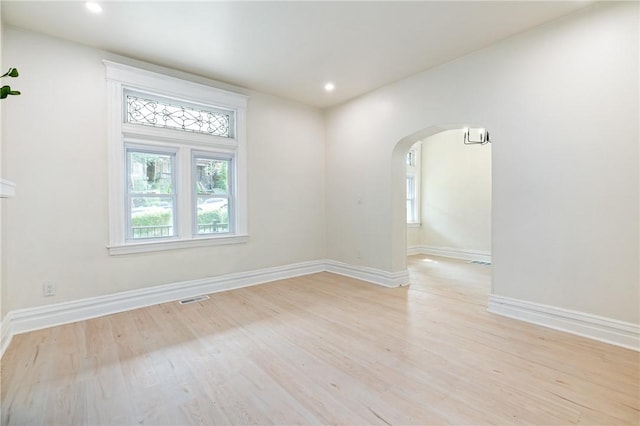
[0,179,16,198]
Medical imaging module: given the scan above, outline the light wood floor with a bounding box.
[2,255,639,425]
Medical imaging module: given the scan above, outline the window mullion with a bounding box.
[178,147,192,238]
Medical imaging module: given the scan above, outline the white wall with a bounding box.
[0,6,4,321]
[1,27,325,312]
[408,129,491,255]
[1,2,638,331]
[326,2,639,324]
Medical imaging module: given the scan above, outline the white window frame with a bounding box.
[105,61,249,255]
[407,142,422,226]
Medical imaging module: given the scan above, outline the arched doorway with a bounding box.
[391,124,492,278]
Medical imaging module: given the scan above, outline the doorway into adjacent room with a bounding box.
[391,125,492,297]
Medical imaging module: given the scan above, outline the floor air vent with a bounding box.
[468,260,492,266]
[178,295,210,305]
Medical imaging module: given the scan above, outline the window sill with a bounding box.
[407,222,421,228]
[108,234,249,255]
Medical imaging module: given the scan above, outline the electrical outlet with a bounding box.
[43,281,56,297]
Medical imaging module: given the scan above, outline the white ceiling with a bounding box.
[1,1,592,108]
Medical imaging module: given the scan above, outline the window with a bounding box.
[193,155,232,235]
[105,61,248,254]
[126,93,233,137]
[127,148,176,239]
[406,142,422,226]
[406,175,417,223]
[407,149,416,167]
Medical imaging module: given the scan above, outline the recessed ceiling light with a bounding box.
[85,2,102,14]
[324,82,335,92]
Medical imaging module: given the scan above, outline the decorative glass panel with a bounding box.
[127,94,232,137]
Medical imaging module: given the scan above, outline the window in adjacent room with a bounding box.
[406,141,422,226]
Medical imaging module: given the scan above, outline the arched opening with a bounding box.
[391,124,492,285]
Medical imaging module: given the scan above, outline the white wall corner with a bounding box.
[488,295,640,352]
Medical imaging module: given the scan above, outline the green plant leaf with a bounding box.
[1,85,20,99]
[1,68,19,79]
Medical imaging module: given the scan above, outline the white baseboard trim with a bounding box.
[488,295,639,351]
[1,260,324,357]
[325,260,410,288]
[1,259,410,357]
[408,245,491,263]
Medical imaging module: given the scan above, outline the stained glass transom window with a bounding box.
[126,94,233,137]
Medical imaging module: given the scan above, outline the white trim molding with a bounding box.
[4,261,634,356]
[0,260,410,357]
[108,234,249,255]
[408,245,491,263]
[488,295,640,351]
[4,261,324,344]
[407,246,422,256]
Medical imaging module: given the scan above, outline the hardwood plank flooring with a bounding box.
[1,255,638,425]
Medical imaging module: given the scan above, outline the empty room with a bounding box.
[1,1,638,425]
